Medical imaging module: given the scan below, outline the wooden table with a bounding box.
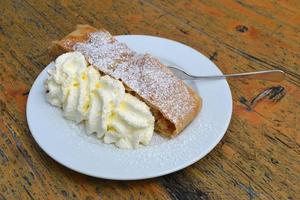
[1,0,299,199]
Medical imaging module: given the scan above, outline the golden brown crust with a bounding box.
[49,25,202,137]
[174,87,202,136]
[155,87,202,138]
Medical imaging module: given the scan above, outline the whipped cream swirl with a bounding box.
[45,52,154,148]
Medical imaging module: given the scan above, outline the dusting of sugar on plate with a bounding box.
[62,109,215,169]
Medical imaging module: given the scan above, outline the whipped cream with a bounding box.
[45,52,154,148]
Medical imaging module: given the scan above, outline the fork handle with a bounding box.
[192,70,285,82]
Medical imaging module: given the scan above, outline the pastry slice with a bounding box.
[49,25,202,137]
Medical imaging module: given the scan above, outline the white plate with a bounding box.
[27,35,232,180]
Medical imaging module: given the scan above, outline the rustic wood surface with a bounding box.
[0,0,299,199]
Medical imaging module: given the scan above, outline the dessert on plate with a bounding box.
[46,25,202,148]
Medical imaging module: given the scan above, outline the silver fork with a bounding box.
[168,67,285,82]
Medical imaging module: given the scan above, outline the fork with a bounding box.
[168,67,285,82]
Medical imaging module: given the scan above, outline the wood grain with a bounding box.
[0,0,299,199]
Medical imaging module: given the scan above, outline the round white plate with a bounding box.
[27,35,232,180]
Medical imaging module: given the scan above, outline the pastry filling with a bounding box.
[125,87,176,137]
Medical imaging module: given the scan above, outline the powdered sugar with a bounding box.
[63,109,215,168]
[74,32,135,74]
